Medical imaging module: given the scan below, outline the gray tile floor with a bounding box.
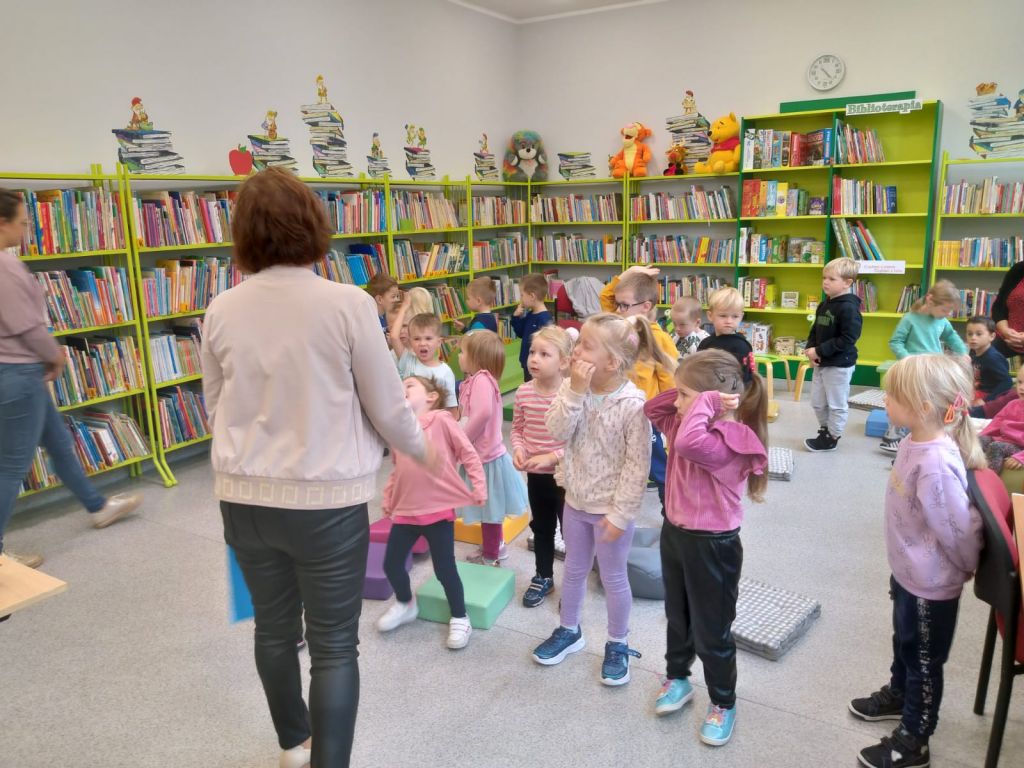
[1,389,1021,767]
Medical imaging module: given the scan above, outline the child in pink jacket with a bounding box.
[980,367,1024,471]
[377,375,486,650]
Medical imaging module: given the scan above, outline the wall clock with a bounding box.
[807,54,845,92]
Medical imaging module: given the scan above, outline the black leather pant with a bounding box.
[660,523,743,708]
[222,500,368,768]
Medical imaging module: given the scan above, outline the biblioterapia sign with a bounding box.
[846,99,922,116]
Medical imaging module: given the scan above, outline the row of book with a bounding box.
[315,189,386,233]
[940,178,1024,215]
[312,245,388,287]
[629,235,735,265]
[488,275,521,307]
[740,180,820,218]
[952,288,996,319]
[132,190,235,248]
[468,196,527,227]
[738,231,825,264]
[741,128,832,170]
[830,219,886,260]
[35,267,134,332]
[532,234,622,264]
[896,285,922,313]
[471,233,526,271]
[20,411,152,493]
[738,276,776,309]
[428,285,468,320]
[392,190,460,230]
[832,178,897,215]
[17,188,126,256]
[150,327,202,384]
[851,279,880,313]
[48,336,145,408]
[835,122,886,165]
[157,386,210,448]
[630,187,735,222]
[530,193,622,223]
[393,241,468,280]
[658,274,730,307]
[139,258,245,318]
[933,237,1024,269]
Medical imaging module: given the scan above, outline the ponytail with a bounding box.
[627,315,677,374]
[736,373,769,502]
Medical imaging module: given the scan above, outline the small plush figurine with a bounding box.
[695,113,741,174]
[316,75,328,105]
[370,132,383,160]
[479,133,489,153]
[663,143,687,175]
[503,130,548,182]
[263,110,278,141]
[682,90,697,115]
[405,124,417,146]
[128,97,152,131]
[609,122,653,178]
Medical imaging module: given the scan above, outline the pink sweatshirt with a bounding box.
[382,410,486,518]
[645,389,767,533]
[981,397,1024,463]
[459,370,506,463]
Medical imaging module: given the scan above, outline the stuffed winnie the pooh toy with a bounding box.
[695,113,740,174]
[503,130,548,182]
[663,144,687,175]
[609,122,653,178]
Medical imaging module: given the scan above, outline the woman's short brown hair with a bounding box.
[231,168,330,273]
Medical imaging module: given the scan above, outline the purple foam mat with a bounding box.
[363,540,412,601]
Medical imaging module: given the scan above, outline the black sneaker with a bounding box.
[805,426,840,452]
[858,725,929,768]
[849,684,904,721]
[523,575,554,607]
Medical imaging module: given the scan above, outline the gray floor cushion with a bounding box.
[849,389,887,411]
[734,577,821,660]
[768,447,793,482]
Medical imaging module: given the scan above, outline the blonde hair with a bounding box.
[626,315,677,373]
[407,286,435,317]
[912,279,960,313]
[671,296,703,323]
[616,272,660,307]
[466,277,497,306]
[707,286,744,314]
[584,312,640,375]
[406,375,448,411]
[531,324,574,362]
[520,273,548,299]
[883,354,985,469]
[676,349,768,501]
[823,257,859,281]
[460,329,505,379]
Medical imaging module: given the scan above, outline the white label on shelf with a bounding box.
[857,260,906,274]
[846,99,922,116]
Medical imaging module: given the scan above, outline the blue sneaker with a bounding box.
[655,678,694,715]
[600,641,641,686]
[522,576,554,608]
[700,703,737,746]
[532,625,584,665]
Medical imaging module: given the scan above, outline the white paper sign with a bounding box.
[856,261,906,274]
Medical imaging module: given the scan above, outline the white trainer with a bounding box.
[92,492,143,529]
[447,616,472,649]
[279,744,310,768]
[554,528,566,559]
[376,599,418,632]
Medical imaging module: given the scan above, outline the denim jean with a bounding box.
[0,362,106,553]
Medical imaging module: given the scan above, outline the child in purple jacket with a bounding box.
[848,354,985,768]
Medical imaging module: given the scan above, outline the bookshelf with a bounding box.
[930,152,1024,323]
[5,167,168,501]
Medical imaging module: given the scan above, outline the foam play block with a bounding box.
[416,561,515,629]
[0,554,67,617]
[369,517,428,555]
[363,540,412,601]
[865,409,889,437]
[454,511,530,545]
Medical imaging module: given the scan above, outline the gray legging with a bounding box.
[222,500,368,768]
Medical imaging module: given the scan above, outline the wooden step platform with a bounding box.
[0,555,67,617]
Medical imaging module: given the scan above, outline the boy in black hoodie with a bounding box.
[804,257,863,451]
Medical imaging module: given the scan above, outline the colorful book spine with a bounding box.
[157,386,210,448]
[17,187,126,256]
[47,336,145,407]
[940,178,1024,214]
[531,235,622,263]
[132,190,235,248]
[530,193,622,223]
[35,266,134,332]
[472,233,526,270]
[469,196,527,226]
[139,257,244,317]
[391,191,461,231]
[315,188,387,233]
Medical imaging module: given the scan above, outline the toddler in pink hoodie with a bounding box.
[979,367,1024,471]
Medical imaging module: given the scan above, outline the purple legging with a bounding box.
[559,503,636,639]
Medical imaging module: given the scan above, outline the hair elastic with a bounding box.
[943,393,967,424]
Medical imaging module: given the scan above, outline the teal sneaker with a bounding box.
[700,703,736,746]
[655,678,694,715]
[532,625,584,665]
[600,641,641,686]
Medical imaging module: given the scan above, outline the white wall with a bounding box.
[516,0,1024,174]
[0,0,521,176]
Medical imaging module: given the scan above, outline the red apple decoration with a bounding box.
[229,144,253,176]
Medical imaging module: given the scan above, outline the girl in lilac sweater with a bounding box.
[644,349,767,748]
[848,354,984,768]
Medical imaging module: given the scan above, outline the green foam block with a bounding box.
[415,561,515,629]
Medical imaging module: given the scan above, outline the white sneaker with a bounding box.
[554,529,566,560]
[376,598,418,632]
[447,616,472,649]
[279,745,310,768]
[472,542,510,561]
[91,492,142,529]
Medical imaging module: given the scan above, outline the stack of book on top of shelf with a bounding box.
[557,152,597,180]
[665,113,711,173]
[404,147,437,180]
[969,88,1024,158]
[113,129,185,175]
[18,188,126,256]
[301,103,353,178]
[474,150,500,181]
[248,135,298,173]
[830,219,886,260]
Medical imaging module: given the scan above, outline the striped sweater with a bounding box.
[510,379,566,474]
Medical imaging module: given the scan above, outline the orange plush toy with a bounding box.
[663,143,687,175]
[609,122,653,177]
